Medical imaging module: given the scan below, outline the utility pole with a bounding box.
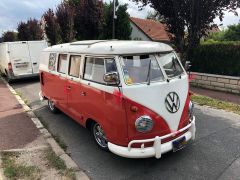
[112,0,116,39]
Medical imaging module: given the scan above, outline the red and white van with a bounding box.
[39,40,196,159]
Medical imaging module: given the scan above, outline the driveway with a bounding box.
[10,78,240,180]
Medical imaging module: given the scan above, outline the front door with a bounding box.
[79,56,128,145]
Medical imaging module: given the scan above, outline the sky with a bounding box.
[0,0,239,35]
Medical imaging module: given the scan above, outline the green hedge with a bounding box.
[190,41,240,77]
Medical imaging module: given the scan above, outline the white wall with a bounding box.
[130,22,151,41]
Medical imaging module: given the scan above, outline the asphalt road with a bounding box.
[10,78,240,180]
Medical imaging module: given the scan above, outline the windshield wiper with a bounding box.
[147,59,152,85]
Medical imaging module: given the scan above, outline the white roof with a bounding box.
[44,40,173,55]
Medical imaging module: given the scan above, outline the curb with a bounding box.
[0,78,90,180]
[0,154,6,180]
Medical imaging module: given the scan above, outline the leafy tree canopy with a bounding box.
[66,0,104,40]
[43,9,62,45]
[100,2,132,40]
[56,2,75,43]
[133,0,240,54]
[206,24,240,42]
[2,31,18,42]
[17,18,43,41]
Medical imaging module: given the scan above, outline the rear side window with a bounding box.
[48,53,57,71]
[69,55,81,78]
[84,57,117,84]
[57,54,68,74]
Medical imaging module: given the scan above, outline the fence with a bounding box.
[190,72,240,94]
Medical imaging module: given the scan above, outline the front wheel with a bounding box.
[48,99,59,113]
[92,123,109,151]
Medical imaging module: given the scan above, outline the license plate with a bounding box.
[172,136,187,152]
[16,65,27,68]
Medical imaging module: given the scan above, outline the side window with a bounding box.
[57,54,68,74]
[48,53,57,71]
[84,57,105,84]
[69,55,81,78]
[105,58,117,73]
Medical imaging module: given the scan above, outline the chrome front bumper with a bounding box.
[108,116,196,159]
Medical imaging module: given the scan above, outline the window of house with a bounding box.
[57,54,68,74]
[84,57,117,84]
[69,55,81,78]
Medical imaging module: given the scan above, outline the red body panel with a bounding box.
[40,71,191,147]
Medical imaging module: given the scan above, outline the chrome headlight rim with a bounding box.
[135,115,154,133]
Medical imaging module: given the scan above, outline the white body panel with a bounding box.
[0,41,48,79]
[122,75,189,132]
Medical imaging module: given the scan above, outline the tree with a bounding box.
[224,24,240,41]
[43,9,62,45]
[146,10,161,21]
[206,24,240,42]
[56,2,75,43]
[17,19,43,41]
[66,0,104,40]
[27,18,43,40]
[133,0,240,55]
[2,31,18,42]
[17,22,29,41]
[100,2,132,40]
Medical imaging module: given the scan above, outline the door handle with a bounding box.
[33,62,37,65]
[81,92,86,96]
[67,86,71,90]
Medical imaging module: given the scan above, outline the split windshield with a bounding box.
[120,53,184,85]
[158,52,184,78]
[120,55,164,85]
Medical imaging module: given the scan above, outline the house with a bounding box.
[130,17,171,43]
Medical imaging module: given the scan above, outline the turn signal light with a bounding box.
[130,106,138,112]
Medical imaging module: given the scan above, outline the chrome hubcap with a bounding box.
[93,124,108,148]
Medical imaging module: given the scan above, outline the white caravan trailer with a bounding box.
[0,41,48,81]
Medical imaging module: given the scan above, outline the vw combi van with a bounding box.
[39,40,196,159]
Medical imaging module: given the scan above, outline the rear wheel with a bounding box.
[92,123,108,151]
[48,99,59,113]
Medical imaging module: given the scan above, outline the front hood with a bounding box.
[122,75,189,132]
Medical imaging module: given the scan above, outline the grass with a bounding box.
[15,90,22,98]
[1,152,40,179]
[52,134,68,151]
[191,94,240,115]
[45,149,66,170]
[45,149,75,180]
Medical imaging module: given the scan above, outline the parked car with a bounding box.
[0,40,48,81]
[39,40,196,159]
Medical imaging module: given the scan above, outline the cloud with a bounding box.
[0,0,61,34]
[214,9,240,28]
[0,0,239,36]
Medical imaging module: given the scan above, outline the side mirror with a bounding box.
[185,61,192,71]
[103,72,120,85]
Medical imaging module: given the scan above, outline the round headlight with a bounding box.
[189,101,194,118]
[135,116,154,133]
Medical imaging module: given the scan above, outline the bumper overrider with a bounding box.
[108,116,196,159]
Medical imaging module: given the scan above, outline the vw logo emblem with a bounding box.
[165,92,180,113]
